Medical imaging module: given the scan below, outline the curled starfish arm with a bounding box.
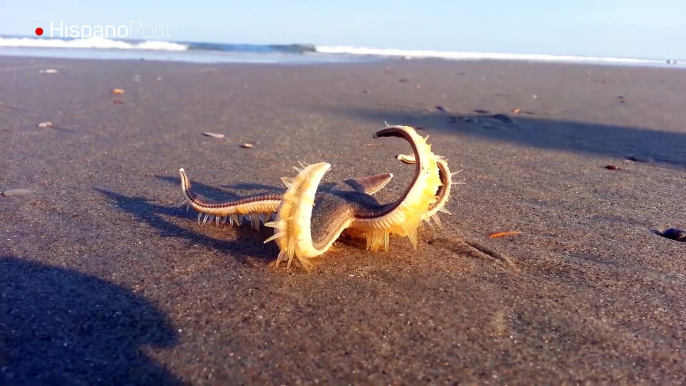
[178,168,282,229]
[350,125,442,251]
[264,162,338,271]
[395,153,460,227]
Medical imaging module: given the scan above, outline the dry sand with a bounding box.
[1,56,685,385]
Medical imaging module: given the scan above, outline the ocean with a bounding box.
[0,35,683,68]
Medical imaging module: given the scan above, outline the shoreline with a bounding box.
[1,44,685,68]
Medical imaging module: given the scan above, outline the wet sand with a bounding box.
[1,56,685,384]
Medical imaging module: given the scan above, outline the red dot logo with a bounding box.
[35,28,44,36]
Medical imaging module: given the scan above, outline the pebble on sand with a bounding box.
[37,122,52,128]
[605,165,618,170]
[111,89,125,95]
[202,132,225,139]
[240,143,254,149]
[657,228,686,242]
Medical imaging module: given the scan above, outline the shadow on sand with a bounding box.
[0,256,181,385]
[96,183,281,264]
[330,106,686,167]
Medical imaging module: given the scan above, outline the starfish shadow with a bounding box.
[96,188,279,264]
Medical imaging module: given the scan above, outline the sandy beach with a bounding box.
[1,56,685,384]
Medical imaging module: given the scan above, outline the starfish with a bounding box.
[262,125,452,270]
[178,125,458,271]
[178,170,393,230]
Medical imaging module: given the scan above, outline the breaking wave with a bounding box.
[0,37,317,54]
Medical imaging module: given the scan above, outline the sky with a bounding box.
[1,0,685,59]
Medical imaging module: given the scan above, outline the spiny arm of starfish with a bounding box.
[395,153,462,227]
[348,126,443,252]
[178,168,282,229]
[263,162,334,271]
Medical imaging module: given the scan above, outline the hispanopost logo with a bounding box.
[35,21,172,39]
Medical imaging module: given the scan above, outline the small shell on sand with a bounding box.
[37,121,52,128]
[202,132,225,139]
[240,143,254,149]
[111,89,125,95]
[488,231,521,238]
[2,189,32,197]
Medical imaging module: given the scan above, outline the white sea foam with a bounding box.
[315,46,668,66]
[0,37,188,51]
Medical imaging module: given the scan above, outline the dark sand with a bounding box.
[1,56,685,385]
